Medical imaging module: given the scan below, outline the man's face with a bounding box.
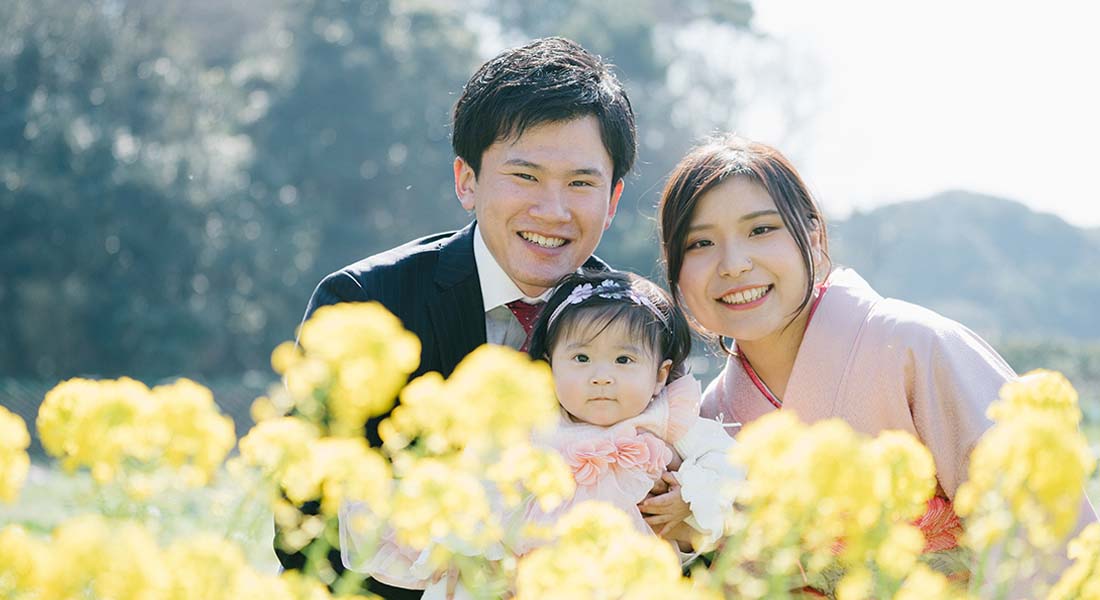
[454,116,623,296]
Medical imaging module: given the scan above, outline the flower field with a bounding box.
[2,301,1100,599]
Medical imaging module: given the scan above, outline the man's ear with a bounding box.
[653,358,673,396]
[603,178,624,231]
[454,157,477,211]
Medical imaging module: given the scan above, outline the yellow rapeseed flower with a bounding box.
[237,417,320,479]
[956,414,1095,550]
[151,378,236,485]
[37,377,156,482]
[291,302,421,435]
[0,525,45,598]
[485,443,575,511]
[165,534,250,600]
[1048,522,1100,600]
[988,369,1081,426]
[727,412,939,592]
[385,345,558,457]
[389,458,497,554]
[0,405,30,503]
[37,515,170,600]
[36,377,235,489]
[515,501,694,600]
[280,436,392,516]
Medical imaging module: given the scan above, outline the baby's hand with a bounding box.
[639,473,691,529]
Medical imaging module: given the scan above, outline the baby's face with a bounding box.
[549,320,672,426]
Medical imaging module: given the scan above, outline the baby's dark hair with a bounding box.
[528,269,692,378]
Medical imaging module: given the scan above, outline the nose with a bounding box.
[528,186,570,223]
[718,243,752,278]
[590,371,613,386]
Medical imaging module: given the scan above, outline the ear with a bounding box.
[454,157,477,211]
[603,178,624,231]
[809,222,825,275]
[652,359,673,396]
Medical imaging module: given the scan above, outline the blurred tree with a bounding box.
[0,0,249,379]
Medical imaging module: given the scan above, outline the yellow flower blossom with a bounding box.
[727,412,938,592]
[894,564,970,600]
[988,369,1081,426]
[237,417,320,478]
[385,345,558,457]
[0,405,30,503]
[280,436,392,516]
[151,378,236,485]
[290,302,421,435]
[1048,522,1100,600]
[0,525,45,598]
[36,377,235,488]
[516,502,694,600]
[486,443,575,511]
[37,515,170,600]
[165,534,249,600]
[389,458,497,554]
[956,414,1095,550]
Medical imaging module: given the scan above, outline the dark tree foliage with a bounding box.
[0,0,247,379]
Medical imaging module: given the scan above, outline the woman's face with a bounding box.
[676,177,816,344]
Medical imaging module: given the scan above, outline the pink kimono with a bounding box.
[701,268,1097,582]
[702,268,1014,500]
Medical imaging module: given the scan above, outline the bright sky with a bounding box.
[742,0,1100,227]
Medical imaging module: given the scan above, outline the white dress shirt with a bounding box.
[473,225,550,350]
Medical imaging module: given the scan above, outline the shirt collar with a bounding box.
[473,224,549,313]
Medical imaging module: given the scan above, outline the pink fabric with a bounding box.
[701,268,1014,499]
[564,438,618,485]
[701,268,1099,571]
[520,374,704,546]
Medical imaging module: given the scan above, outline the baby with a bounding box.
[342,270,743,597]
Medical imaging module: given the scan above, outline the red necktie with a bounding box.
[506,300,544,353]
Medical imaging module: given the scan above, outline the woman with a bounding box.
[657,134,1096,579]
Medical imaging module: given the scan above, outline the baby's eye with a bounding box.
[573,354,590,363]
[615,355,634,364]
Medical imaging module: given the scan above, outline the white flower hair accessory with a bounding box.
[546,278,667,328]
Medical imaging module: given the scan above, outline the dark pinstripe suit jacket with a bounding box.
[282,222,606,598]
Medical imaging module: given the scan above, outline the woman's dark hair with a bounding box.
[452,37,637,186]
[658,135,830,330]
[528,269,692,379]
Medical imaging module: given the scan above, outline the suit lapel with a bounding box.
[427,223,486,376]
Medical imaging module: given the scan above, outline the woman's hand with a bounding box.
[639,472,694,550]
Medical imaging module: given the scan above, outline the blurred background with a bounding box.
[3,0,1099,452]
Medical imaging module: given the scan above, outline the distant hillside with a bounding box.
[828,191,1100,341]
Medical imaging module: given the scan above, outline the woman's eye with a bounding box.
[574,354,589,363]
[686,239,713,250]
[750,225,778,236]
[615,356,633,364]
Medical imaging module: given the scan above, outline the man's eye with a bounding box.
[513,173,537,182]
[615,356,633,364]
[569,180,595,187]
[574,354,589,363]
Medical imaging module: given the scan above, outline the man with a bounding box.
[279,37,636,598]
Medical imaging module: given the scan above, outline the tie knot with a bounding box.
[506,300,544,337]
